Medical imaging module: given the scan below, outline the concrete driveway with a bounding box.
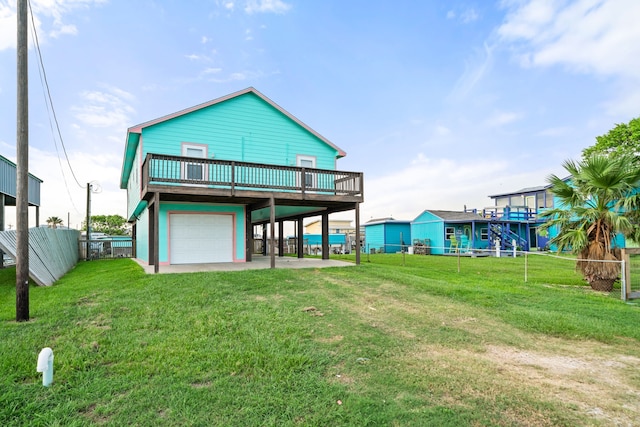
[135,255,355,274]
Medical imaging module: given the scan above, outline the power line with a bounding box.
[27,0,85,191]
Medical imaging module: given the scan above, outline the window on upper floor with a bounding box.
[182,143,208,181]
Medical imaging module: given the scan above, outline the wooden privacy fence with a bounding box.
[0,228,79,287]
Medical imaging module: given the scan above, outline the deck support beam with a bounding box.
[355,202,360,265]
[296,218,304,258]
[245,207,253,262]
[270,195,276,268]
[278,220,284,257]
[321,211,329,260]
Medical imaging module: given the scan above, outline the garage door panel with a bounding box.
[170,214,233,264]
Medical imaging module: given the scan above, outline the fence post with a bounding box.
[621,259,626,301]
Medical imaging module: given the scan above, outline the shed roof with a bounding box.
[365,218,411,226]
[419,210,484,222]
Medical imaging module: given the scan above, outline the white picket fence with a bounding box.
[0,228,79,286]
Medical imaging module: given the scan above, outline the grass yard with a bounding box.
[1,254,640,426]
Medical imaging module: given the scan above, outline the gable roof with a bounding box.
[417,210,484,222]
[488,184,550,199]
[120,87,346,188]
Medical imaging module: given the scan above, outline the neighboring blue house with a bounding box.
[486,185,553,250]
[364,218,411,253]
[411,210,492,255]
[119,87,364,271]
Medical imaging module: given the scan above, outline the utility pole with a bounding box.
[16,0,29,321]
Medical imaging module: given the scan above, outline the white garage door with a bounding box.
[170,214,233,264]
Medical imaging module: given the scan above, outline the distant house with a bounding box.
[411,210,492,255]
[119,87,364,271]
[486,184,555,250]
[0,154,42,229]
[364,218,411,253]
[304,219,354,235]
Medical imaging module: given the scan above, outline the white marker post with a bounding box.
[36,347,54,387]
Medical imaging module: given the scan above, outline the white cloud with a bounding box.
[71,86,135,130]
[446,7,479,23]
[498,0,640,78]
[0,0,106,50]
[448,42,494,101]
[434,125,451,136]
[537,126,570,137]
[461,8,479,23]
[484,111,523,127]
[244,0,291,14]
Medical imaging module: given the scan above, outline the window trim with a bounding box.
[445,227,455,240]
[181,142,208,181]
[296,155,317,190]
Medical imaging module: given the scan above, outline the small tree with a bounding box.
[84,214,128,236]
[539,154,640,291]
[582,116,640,163]
[46,216,63,229]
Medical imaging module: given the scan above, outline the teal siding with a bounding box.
[136,208,149,263]
[365,224,385,251]
[385,223,411,252]
[411,217,445,254]
[141,93,338,170]
[158,203,245,263]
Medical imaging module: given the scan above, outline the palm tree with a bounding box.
[46,216,63,229]
[539,154,640,291]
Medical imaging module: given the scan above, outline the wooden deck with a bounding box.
[141,153,364,208]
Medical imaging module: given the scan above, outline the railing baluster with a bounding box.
[143,153,362,198]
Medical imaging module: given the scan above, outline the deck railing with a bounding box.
[142,153,363,197]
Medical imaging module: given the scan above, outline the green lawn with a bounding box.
[1,255,639,426]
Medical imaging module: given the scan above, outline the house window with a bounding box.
[480,228,488,240]
[182,143,207,181]
[297,155,316,189]
[445,227,455,240]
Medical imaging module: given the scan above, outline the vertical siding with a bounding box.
[141,93,339,171]
[364,224,384,251]
[411,212,445,255]
[385,224,411,248]
[0,156,42,206]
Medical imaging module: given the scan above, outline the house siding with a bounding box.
[136,208,149,263]
[127,142,143,220]
[365,224,384,252]
[141,93,338,171]
[411,213,445,255]
[386,224,411,250]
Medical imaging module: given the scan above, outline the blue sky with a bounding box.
[1,0,639,228]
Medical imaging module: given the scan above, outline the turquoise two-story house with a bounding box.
[120,88,364,272]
